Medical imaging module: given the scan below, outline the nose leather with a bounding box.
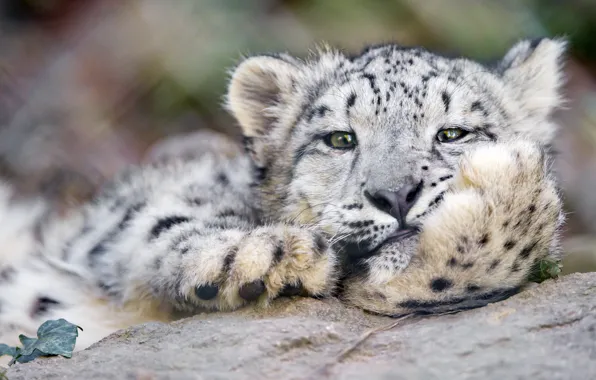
[365,180,423,224]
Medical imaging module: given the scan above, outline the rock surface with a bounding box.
[4,273,596,380]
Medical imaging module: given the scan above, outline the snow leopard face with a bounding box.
[226,38,565,266]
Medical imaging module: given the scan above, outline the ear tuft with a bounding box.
[226,55,300,138]
[500,37,567,117]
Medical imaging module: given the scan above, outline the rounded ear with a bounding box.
[225,54,301,139]
[499,38,567,118]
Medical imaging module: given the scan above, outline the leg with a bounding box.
[119,222,338,311]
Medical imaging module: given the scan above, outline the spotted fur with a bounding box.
[0,38,566,359]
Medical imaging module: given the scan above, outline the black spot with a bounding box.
[470,101,483,113]
[429,193,445,208]
[89,243,108,257]
[217,209,238,218]
[31,297,61,317]
[150,216,191,239]
[456,245,465,254]
[461,262,474,270]
[343,203,363,210]
[239,280,266,301]
[502,221,510,228]
[504,240,516,250]
[222,246,239,273]
[89,202,146,261]
[347,92,356,108]
[466,284,481,292]
[528,204,536,213]
[478,233,490,246]
[272,243,285,264]
[447,257,458,267]
[430,277,453,292]
[421,165,429,170]
[97,280,120,297]
[519,241,538,260]
[439,175,453,182]
[316,105,330,117]
[511,261,521,272]
[488,259,501,272]
[0,266,16,283]
[441,91,450,113]
[217,172,229,185]
[195,284,219,300]
[187,197,204,206]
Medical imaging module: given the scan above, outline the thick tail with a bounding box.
[0,181,153,366]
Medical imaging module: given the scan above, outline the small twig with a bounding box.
[311,314,413,379]
[309,310,463,379]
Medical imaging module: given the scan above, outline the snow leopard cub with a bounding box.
[0,38,565,352]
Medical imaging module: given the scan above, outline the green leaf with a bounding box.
[0,343,17,358]
[9,346,44,365]
[528,258,563,283]
[11,319,82,364]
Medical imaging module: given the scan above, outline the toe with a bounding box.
[279,281,305,297]
[195,283,219,300]
[239,280,266,301]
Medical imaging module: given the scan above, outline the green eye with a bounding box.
[324,131,357,149]
[436,127,468,143]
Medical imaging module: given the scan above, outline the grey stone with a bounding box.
[4,273,596,380]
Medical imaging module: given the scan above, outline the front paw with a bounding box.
[343,140,564,316]
[188,226,338,310]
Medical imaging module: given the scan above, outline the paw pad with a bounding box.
[195,284,219,300]
[239,279,266,301]
[279,281,304,297]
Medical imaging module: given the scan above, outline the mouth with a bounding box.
[383,226,421,245]
[336,226,421,260]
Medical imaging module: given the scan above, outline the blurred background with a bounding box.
[0,0,595,274]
